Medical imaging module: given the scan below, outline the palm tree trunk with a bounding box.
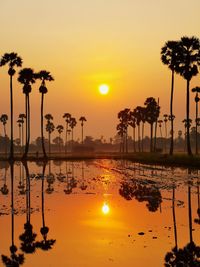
[142,122,144,152]
[195,95,198,155]
[65,122,68,155]
[138,124,141,152]
[150,123,153,152]
[164,121,167,153]
[23,95,29,159]
[170,70,174,155]
[186,80,192,155]
[10,75,14,160]
[41,93,47,158]
[81,124,84,144]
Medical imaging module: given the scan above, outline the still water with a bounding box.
[0,159,199,267]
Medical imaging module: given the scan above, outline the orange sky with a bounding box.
[0,0,200,141]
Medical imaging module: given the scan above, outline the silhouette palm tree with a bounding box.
[36,163,56,250]
[0,114,8,157]
[56,125,64,154]
[118,109,130,153]
[17,119,22,154]
[0,52,22,160]
[69,117,77,152]
[46,121,55,156]
[63,113,71,154]
[79,116,87,144]
[1,162,25,266]
[191,86,200,154]
[133,107,142,152]
[18,68,36,160]
[177,36,200,155]
[44,113,53,122]
[161,41,180,155]
[144,97,160,152]
[35,70,54,158]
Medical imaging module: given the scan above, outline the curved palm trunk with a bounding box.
[41,93,47,158]
[10,75,14,160]
[170,70,174,155]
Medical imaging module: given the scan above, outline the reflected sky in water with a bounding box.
[0,160,200,266]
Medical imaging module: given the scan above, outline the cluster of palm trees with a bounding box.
[161,36,200,156]
[117,97,160,153]
[0,52,54,160]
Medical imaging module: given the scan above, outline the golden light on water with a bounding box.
[99,84,110,95]
[102,202,110,215]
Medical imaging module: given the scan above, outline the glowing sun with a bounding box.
[102,203,110,215]
[99,84,109,95]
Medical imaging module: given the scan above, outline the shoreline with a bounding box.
[0,152,199,169]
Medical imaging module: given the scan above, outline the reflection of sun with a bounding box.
[102,203,110,215]
[99,84,109,95]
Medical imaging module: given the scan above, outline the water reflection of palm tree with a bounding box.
[0,161,9,195]
[36,163,56,250]
[64,162,77,194]
[194,171,200,225]
[80,161,87,190]
[164,169,200,266]
[19,162,37,253]
[1,162,25,266]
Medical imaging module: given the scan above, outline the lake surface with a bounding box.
[0,159,200,267]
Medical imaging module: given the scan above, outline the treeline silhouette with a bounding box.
[117,36,200,156]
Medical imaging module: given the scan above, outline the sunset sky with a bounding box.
[1,0,200,141]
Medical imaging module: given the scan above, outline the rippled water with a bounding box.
[0,160,199,267]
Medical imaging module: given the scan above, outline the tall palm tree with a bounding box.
[191,86,200,154]
[63,113,71,154]
[56,125,64,154]
[46,121,55,156]
[18,68,36,160]
[0,114,8,157]
[0,52,22,160]
[177,36,200,155]
[79,116,87,144]
[69,117,77,152]
[36,71,54,159]
[161,41,180,155]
